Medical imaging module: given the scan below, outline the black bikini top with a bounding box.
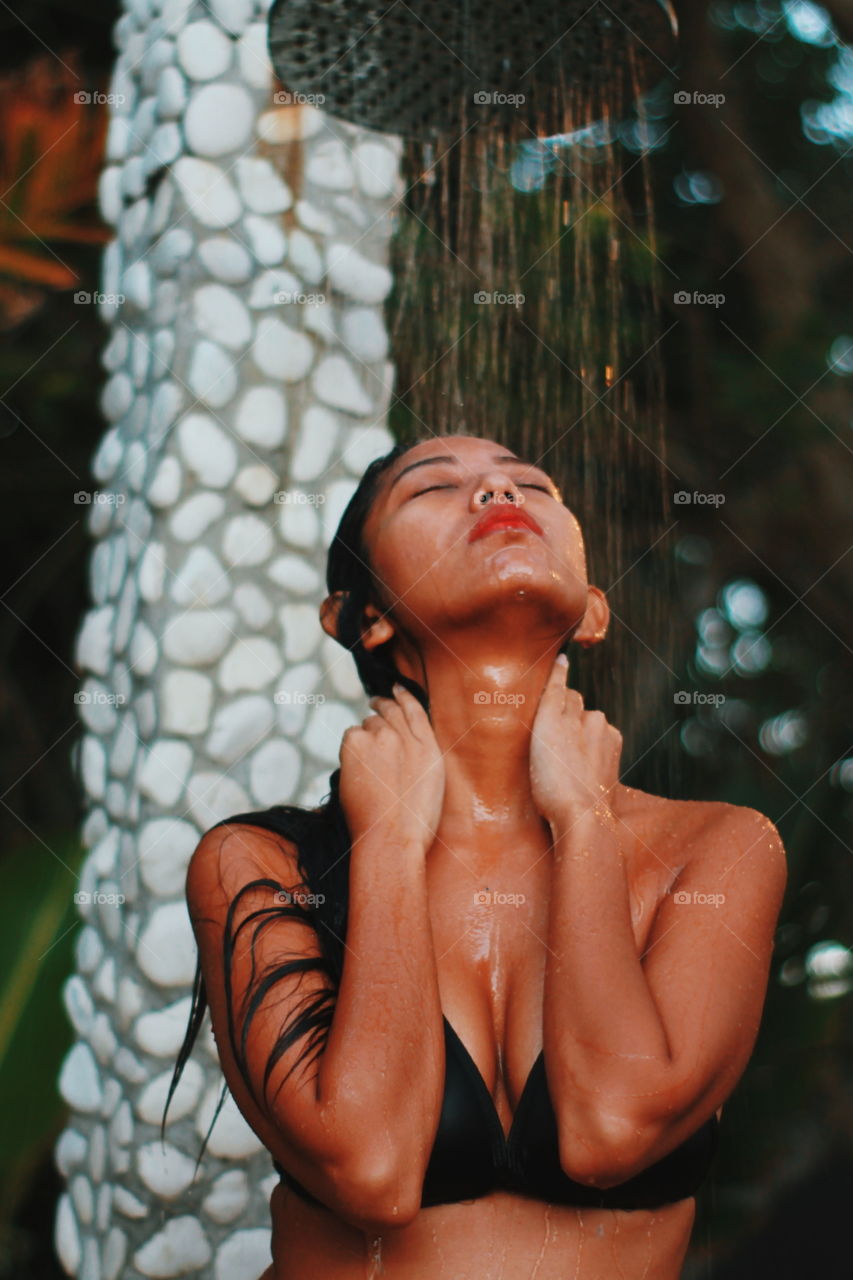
[208,805,718,1210]
[273,1013,719,1211]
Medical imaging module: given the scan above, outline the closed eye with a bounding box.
[409,483,555,499]
[410,484,457,498]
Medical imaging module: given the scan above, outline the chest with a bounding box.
[424,810,688,1120]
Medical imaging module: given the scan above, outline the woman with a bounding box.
[165,432,787,1279]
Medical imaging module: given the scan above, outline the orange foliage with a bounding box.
[0,53,111,295]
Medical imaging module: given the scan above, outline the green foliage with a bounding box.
[0,834,86,1225]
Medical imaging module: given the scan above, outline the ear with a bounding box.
[573,584,609,648]
[360,601,396,650]
[319,591,396,649]
[319,591,346,641]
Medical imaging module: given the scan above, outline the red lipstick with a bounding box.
[468,504,543,542]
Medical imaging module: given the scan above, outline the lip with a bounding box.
[468,505,544,542]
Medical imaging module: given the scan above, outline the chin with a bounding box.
[460,579,579,629]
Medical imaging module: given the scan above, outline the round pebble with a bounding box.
[327,242,392,304]
[234,385,287,447]
[192,285,252,351]
[235,156,292,214]
[218,636,283,692]
[178,412,239,486]
[185,83,254,158]
[138,817,200,897]
[177,21,232,80]
[312,354,373,416]
[250,738,300,806]
[133,1216,212,1276]
[136,903,197,987]
[206,695,274,766]
[187,339,239,408]
[291,406,338,480]
[173,157,241,227]
[198,235,253,283]
[222,514,274,566]
[252,316,314,382]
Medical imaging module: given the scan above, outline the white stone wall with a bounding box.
[54,1,403,1275]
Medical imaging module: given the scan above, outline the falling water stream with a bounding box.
[385,36,680,791]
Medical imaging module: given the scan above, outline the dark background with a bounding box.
[0,0,850,1276]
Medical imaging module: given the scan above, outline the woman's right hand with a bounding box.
[339,684,446,851]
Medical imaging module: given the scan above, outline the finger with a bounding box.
[564,688,584,718]
[367,695,405,727]
[390,682,432,739]
[540,654,569,700]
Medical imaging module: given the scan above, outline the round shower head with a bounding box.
[267,0,679,141]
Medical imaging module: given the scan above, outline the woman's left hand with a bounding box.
[529,655,624,827]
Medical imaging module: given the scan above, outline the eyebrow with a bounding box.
[387,454,554,493]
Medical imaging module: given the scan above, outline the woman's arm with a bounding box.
[543,800,786,1187]
[187,686,447,1231]
[529,656,787,1187]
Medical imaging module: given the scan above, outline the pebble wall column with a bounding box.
[53,1,404,1275]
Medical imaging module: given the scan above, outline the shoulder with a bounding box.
[652,794,787,890]
[187,817,303,913]
[704,801,788,887]
[673,797,785,857]
[625,789,786,877]
[629,787,782,839]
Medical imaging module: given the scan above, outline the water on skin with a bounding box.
[365,1234,384,1278]
[529,1203,554,1280]
[609,1213,629,1280]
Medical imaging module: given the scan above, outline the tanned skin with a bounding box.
[187,435,786,1280]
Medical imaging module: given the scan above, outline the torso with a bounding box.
[265,787,727,1280]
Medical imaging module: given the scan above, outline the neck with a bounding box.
[399,637,565,861]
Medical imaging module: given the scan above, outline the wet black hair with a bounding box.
[162,432,538,1168]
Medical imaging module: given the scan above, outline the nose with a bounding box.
[470,470,524,509]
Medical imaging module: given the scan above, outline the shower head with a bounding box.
[267,0,679,141]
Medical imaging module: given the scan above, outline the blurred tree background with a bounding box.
[0,0,850,1276]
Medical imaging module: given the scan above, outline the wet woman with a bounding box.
[166,433,787,1279]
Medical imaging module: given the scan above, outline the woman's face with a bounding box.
[359,435,594,656]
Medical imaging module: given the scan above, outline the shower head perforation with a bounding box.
[268,0,678,140]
